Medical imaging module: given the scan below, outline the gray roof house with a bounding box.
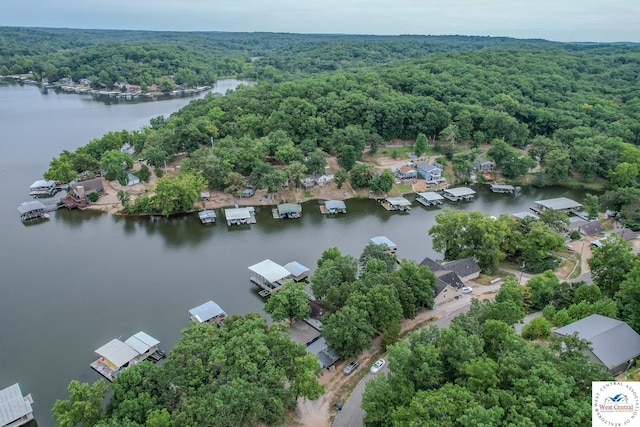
[441,258,482,281]
[555,314,640,375]
[474,156,495,172]
[579,221,605,237]
[416,162,443,182]
[419,257,474,304]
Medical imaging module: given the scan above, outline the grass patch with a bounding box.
[394,183,413,193]
[303,191,314,198]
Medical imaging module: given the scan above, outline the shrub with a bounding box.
[522,317,551,340]
[569,230,581,240]
[87,192,99,203]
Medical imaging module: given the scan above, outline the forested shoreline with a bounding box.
[5,27,640,425]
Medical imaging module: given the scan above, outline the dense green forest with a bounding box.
[38,37,640,227]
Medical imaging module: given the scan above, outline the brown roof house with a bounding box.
[555,314,640,375]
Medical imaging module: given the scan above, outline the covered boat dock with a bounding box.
[272,203,302,219]
[490,184,515,194]
[17,200,49,221]
[370,235,398,255]
[189,300,227,326]
[284,261,311,281]
[320,200,347,214]
[531,197,582,213]
[380,196,412,211]
[442,187,476,202]
[248,259,293,296]
[198,210,217,224]
[0,383,34,427]
[416,191,444,207]
[224,207,256,226]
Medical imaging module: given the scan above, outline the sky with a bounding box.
[1,0,638,43]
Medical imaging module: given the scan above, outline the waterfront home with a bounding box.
[90,331,163,381]
[198,210,217,224]
[432,271,466,305]
[224,207,256,226]
[579,220,605,237]
[396,165,418,180]
[316,174,334,186]
[442,187,476,202]
[474,156,495,172]
[381,196,412,211]
[273,203,302,219]
[306,337,340,369]
[248,259,293,296]
[370,236,398,255]
[320,200,347,214]
[555,314,640,375]
[615,228,637,241]
[28,179,58,197]
[416,191,444,207]
[532,197,582,214]
[416,162,443,182]
[189,300,227,326]
[0,383,34,427]
[17,200,49,221]
[62,178,105,210]
[283,261,311,282]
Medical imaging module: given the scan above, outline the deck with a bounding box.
[90,358,116,382]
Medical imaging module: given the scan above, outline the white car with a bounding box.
[462,286,473,294]
[370,359,385,373]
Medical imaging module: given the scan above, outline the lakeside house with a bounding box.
[416,162,444,182]
[474,156,495,172]
[0,383,34,427]
[420,257,480,304]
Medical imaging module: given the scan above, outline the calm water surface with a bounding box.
[0,81,587,425]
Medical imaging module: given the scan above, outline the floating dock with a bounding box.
[416,192,444,207]
[442,187,476,202]
[17,200,49,221]
[272,203,302,219]
[198,210,217,224]
[490,184,515,194]
[224,207,256,226]
[189,300,226,326]
[320,200,347,214]
[380,197,412,211]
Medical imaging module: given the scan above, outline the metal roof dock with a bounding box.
[224,207,256,226]
[189,300,227,325]
[442,187,476,201]
[416,191,444,207]
[0,383,34,427]
[533,197,582,212]
[248,259,293,296]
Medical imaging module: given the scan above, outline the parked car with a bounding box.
[343,360,359,375]
[370,359,385,373]
[462,286,473,294]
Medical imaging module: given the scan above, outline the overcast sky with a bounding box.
[1,0,638,43]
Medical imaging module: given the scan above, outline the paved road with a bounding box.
[331,304,472,427]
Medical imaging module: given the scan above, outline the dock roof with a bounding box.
[417,191,444,202]
[198,210,217,220]
[490,184,515,191]
[124,331,160,355]
[277,203,302,215]
[189,300,226,323]
[511,211,538,220]
[224,207,252,221]
[385,197,411,207]
[29,179,56,189]
[95,339,139,369]
[325,200,346,210]
[17,200,47,214]
[370,235,397,249]
[535,197,582,210]
[248,259,292,283]
[284,261,310,278]
[0,383,33,427]
[443,187,476,197]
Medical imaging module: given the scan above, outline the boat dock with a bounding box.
[416,191,444,207]
[189,300,227,326]
[442,187,476,202]
[272,203,302,219]
[490,184,515,194]
[248,259,295,297]
[320,200,347,214]
[17,200,49,221]
[224,207,256,226]
[90,332,164,382]
[198,210,217,224]
[380,196,412,211]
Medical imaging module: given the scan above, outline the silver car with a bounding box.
[343,360,359,375]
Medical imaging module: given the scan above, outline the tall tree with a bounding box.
[588,234,636,297]
[52,379,109,427]
[264,281,312,324]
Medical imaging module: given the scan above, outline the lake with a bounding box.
[0,80,587,425]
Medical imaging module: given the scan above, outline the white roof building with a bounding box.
[95,339,139,370]
[0,383,34,427]
[248,259,293,286]
[189,300,226,323]
[124,331,160,356]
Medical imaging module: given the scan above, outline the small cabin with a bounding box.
[189,300,227,326]
[370,236,398,255]
[0,383,34,427]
